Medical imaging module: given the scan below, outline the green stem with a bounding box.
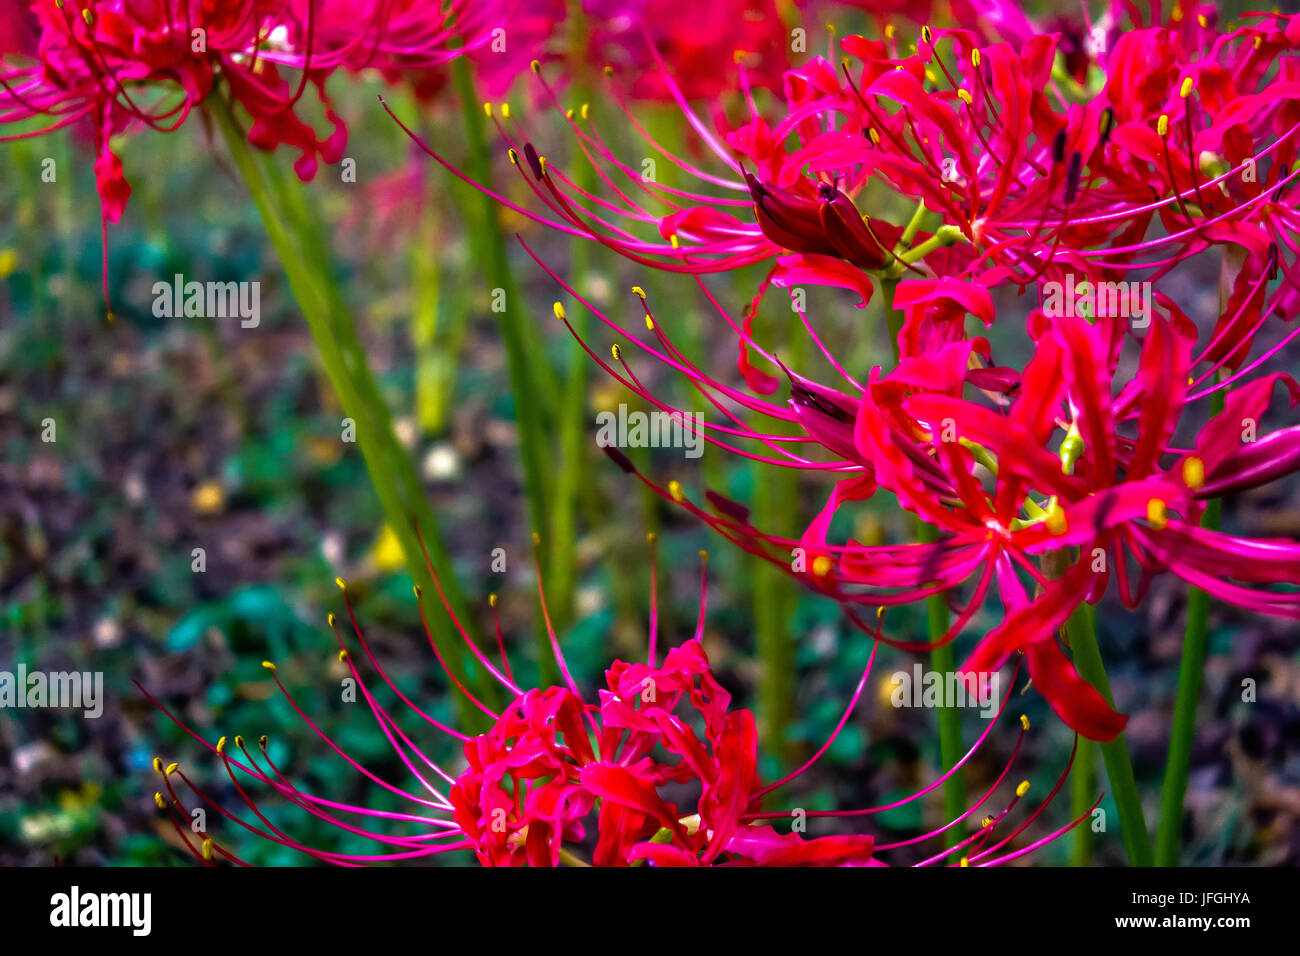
[210,95,496,727]
[450,59,560,682]
[1066,602,1154,866]
[919,521,965,843]
[1071,732,1096,866]
[547,33,596,634]
[755,271,803,768]
[754,461,797,766]
[412,199,447,432]
[1155,384,1226,865]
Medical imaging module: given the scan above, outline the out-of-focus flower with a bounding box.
[142,536,1085,866]
[0,1,497,228]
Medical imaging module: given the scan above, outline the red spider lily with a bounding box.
[356,0,564,104]
[580,0,793,103]
[379,5,1300,743]
[390,8,1300,396]
[847,307,1300,739]
[543,265,1300,740]
[0,0,498,310]
[139,534,1088,867]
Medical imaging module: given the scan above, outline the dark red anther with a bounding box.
[1098,107,1114,147]
[1064,152,1083,203]
[705,490,752,525]
[522,142,544,180]
[602,446,636,473]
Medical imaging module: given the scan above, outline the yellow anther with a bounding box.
[508,148,519,165]
[234,736,244,749]
[959,856,970,867]
[553,301,567,321]
[154,792,166,809]
[81,9,93,25]
[1045,503,1067,535]
[327,612,336,628]
[1019,714,1030,731]
[489,592,498,608]
[1157,114,1169,137]
[646,531,657,544]
[868,128,881,144]
[1255,35,1263,50]
[971,48,981,68]
[981,816,995,828]
[1016,780,1031,797]
[335,576,347,591]
[603,65,614,77]
[565,108,573,119]
[1179,77,1194,98]
[1182,456,1205,490]
[262,661,276,672]
[669,234,680,249]
[165,762,178,776]
[812,555,833,577]
[530,59,541,73]
[1147,498,1169,530]
[611,343,622,361]
[258,735,267,749]
[645,314,655,331]
[413,584,422,598]
[153,757,163,774]
[668,480,685,502]
[1197,13,1207,28]
[884,24,895,40]
[483,102,492,118]
[733,49,745,64]
[501,103,511,119]
[631,286,646,299]
[921,25,933,44]
[925,68,938,84]
[338,650,349,663]
[532,531,541,545]
[698,549,709,562]
[201,838,213,861]
[876,606,886,622]
[957,89,973,105]
[581,103,590,121]
[216,735,227,754]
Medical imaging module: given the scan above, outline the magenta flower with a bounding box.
[141,539,1085,867]
[0,1,499,275]
[539,264,1300,741]
[380,6,1300,743]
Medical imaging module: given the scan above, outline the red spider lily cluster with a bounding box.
[13,0,1280,867]
[0,0,503,229]
[143,538,1085,867]
[392,2,1300,742]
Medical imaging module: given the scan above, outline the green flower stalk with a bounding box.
[210,94,497,725]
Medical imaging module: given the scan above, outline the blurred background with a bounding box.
[1,1,1297,866]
